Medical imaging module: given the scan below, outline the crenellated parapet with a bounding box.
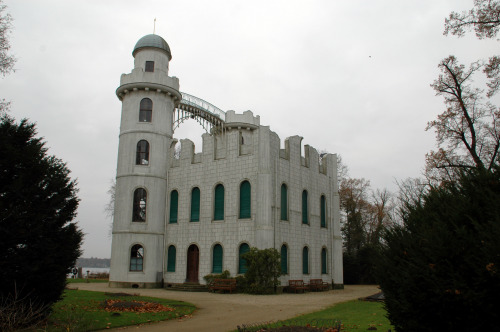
[277,135,336,176]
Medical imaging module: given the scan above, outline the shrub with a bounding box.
[242,247,281,294]
[377,168,500,331]
[203,270,231,285]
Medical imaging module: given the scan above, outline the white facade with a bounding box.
[109,34,343,289]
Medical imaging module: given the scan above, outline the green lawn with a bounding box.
[241,300,394,331]
[66,278,108,284]
[40,289,196,331]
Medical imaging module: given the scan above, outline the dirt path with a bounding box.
[70,283,379,332]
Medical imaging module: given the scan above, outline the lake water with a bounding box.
[68,267,110,278]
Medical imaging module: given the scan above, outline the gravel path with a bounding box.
[70,283,379,332]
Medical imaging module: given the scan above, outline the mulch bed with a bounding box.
[100,299,175,313]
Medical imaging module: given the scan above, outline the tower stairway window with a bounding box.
[130,244,144,271]
[136,140,149,165]
[132,188,147,222]
[139,98,152,122]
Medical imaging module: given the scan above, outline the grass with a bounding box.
[239,300,394,331]
[38,289,196,331]
[66,278,108,284]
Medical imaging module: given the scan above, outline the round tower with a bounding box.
[109,34,181,288]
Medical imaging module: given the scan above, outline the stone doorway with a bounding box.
[186,244,199,283]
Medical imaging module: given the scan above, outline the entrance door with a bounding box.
[186,244,199,283]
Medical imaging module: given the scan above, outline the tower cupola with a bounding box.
[133,34,172,60]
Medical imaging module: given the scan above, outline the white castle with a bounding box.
[109,34,344,289]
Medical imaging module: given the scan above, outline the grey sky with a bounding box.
[1,0,498,258]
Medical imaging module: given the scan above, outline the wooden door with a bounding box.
[186,245,199,283]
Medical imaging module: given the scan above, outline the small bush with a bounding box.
[203,270,231,285]
[242,247,281,294]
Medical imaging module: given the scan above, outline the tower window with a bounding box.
[321,195,327,228]
[321,248,327,274]
[130,244,144,271]
[238,243,250,274]
[167,245,176,272]
[280,183,288,221]
[132,188,147,222]
[190,187,200,222]
[302,190,308,224]
[169,190,178,224]
[136,140,149,165]
[281,244,288,274]
[139,98,152,122]
[214,184,224,221]
[239,181,251,219]
[303,246,309,274]
[145,61,154,72]
[212,244,223,273]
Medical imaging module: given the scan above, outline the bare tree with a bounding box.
[104,179,116,238]
[427,56,500,182]
[444,0,500,39]
[0,0,15,116]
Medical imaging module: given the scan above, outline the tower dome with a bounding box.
[133,34,172,60]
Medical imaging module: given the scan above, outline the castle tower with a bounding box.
[109,34,181,288]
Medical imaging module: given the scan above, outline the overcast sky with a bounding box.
[1,0,498,258]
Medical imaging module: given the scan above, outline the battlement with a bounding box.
[170,110,337,179]
[224,110,260,129]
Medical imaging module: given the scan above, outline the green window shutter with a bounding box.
[214,184,224,220]
[302,190,308,224]
[321,195,326,227]
[191,187,200,222]
[302,247,309,274]
[238,243,250,274]
[169,190,178,223]
[239,181,251,218]
[281,184,288,220]
[167,245,176,272]
[212,244,223,273]
[281,245,288,274]
[321,248,327,274]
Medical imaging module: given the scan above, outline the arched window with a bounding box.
[281,244,288,274]
[238,243,250,274]
[132,188,147,222]
[321,195,326,228]
[214,184,224,220]
[190,187,200,222]
[302,190,308,224]
[167,245,176,272]
[302,246,309,274]
[280,184,288,221]
[321,248,327,274]
[139,98,152,122]
[169,190,178,224]
[212,244,223,273]
[239,181,251,219]
[136,140,149,165]
[130,244,144,271]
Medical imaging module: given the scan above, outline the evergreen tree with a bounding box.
[377,168,500,331]
[0,114,83,326]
